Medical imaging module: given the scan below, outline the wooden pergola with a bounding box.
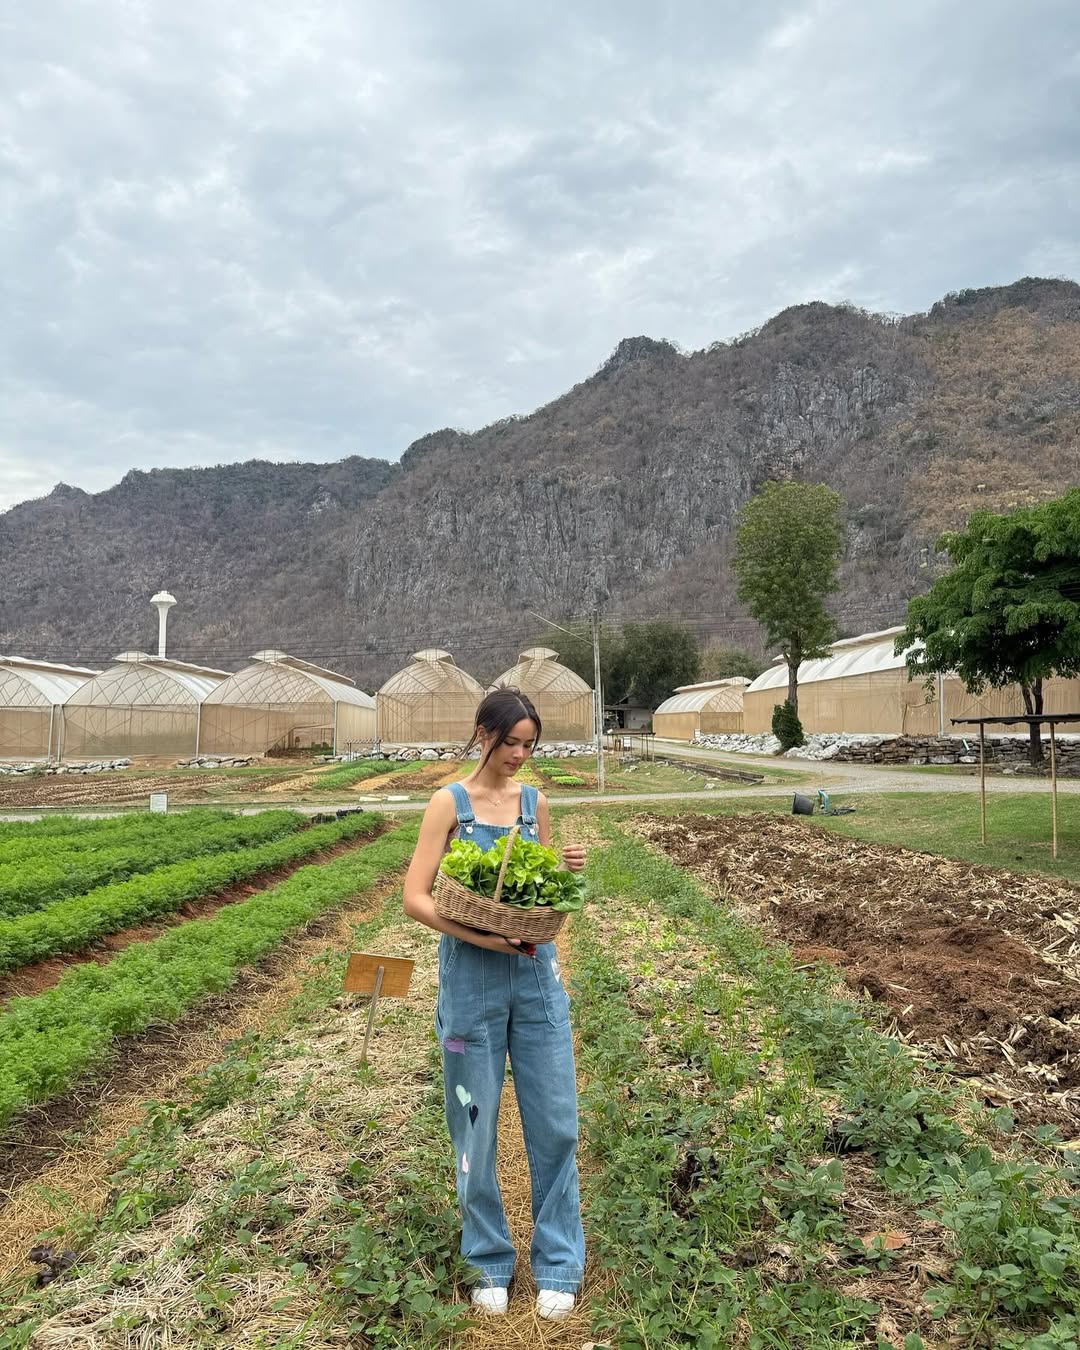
[951,713,1080,858]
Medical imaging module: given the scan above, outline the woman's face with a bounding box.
[481,717,537,774]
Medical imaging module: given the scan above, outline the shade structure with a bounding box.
[653,678,750,741]
[743,627,1080,735]
[0,656,99,760]
[199,650,376,755]
[61,652,229,759]
[489,647,594,741]
[377,649,484,745]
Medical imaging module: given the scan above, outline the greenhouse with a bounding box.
[489,647,594,741]
[0,656,99,760]
[198,650,376,756]
[61,652,229,759]
[742,627,1080,735]
[653,678,750,741]
[377,649,484,745]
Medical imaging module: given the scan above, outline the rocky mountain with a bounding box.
[3,277,1078,689]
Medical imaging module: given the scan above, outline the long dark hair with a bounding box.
[464,688,542,770]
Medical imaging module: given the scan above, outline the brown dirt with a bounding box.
[0,823,388,1004]
[350,762,461,794]
[633,813,1080,1128]
[0,768,309,809]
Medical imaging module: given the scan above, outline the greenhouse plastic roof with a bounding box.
[492,648,592,695]
[204,654,375,708]
[379,650,484,696]
[251,650,360,688]
[0,655,100,707]
[747,630,923,693]
[68,653,230,704]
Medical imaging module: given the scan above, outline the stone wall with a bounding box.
[691,731,1080,774]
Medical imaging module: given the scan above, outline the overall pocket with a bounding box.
[534,949,570,1026]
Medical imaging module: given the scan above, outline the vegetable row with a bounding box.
[312,759,414,791]
[0,807,241,866]
[0,810,379,974]
[0,810,304,917]
[0,818,417,1127]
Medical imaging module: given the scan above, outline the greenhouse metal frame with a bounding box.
[489,647,594,741]
[61,652,229,760]
[198,650,376,756]
[743,627,1080,736]
[377,649,485,745]
[653,678,751,741]
[0,656,99,760]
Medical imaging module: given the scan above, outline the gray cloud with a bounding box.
[2,0,1078,507]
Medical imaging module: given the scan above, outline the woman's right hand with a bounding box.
[473,932,537,958]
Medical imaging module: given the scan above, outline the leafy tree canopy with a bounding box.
[539,621,699,709]
[699,643,763,682]
[896,489,1080,760]
[733,481,845,710]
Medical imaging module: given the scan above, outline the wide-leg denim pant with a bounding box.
[435,934,585,1293]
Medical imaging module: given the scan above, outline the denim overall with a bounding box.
[436,780,585,1293]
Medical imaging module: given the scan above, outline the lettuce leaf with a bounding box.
[439,833,586,913]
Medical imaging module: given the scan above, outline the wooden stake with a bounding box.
[361,964,384,1065]
[979,722,987,846]
[1051,721,1059,860]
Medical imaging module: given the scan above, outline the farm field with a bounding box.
[0,751,808,815]
[2,798,1079,1346]
[0,763,320,811]
[0,809,416,1166]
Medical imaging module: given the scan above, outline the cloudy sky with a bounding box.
[2,0,1078,510]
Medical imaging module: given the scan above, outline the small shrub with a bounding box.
[772,701,806,750]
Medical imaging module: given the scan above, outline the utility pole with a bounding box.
[524,604,605,791]
[592,609,605,792]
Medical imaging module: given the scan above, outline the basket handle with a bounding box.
[492,824,519,903]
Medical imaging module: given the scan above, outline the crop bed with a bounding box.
[0,809,304,915]
[633,812,1080,1130]
[0,813,413,1131]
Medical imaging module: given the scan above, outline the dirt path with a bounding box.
[461,810,610,1347]
[654,739,1080,796]
[633,812,1080,1128]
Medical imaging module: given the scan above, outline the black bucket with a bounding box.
[791,792,815,816]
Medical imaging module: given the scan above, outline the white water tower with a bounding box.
[150,591,177,658]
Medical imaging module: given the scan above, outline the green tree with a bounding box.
[896,490,1080,765]
[537,621,699,710]
[608,622,699,708]
[733,481,845,714]
[698,643,762,682]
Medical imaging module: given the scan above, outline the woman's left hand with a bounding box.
[561,843,587,872]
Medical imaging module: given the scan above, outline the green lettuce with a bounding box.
[439,834,586,912]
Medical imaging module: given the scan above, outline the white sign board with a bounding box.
[149,792,169,814]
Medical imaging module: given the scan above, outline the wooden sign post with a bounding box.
[343,953,415,1064]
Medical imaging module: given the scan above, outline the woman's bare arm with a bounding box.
[402,789,533,955]
[536,792,587,871]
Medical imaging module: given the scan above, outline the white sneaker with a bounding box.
[536,1289,575,1321]
[471,1287,509,1315]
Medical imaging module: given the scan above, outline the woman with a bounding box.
[403,688,587,1320]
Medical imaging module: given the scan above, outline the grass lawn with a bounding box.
[530,755,810,795]
[573,788,1080,887]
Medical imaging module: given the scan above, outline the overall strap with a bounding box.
[447,781,475,826]
[519,783,539,827]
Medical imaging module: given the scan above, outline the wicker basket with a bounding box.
[434,824,567,943]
